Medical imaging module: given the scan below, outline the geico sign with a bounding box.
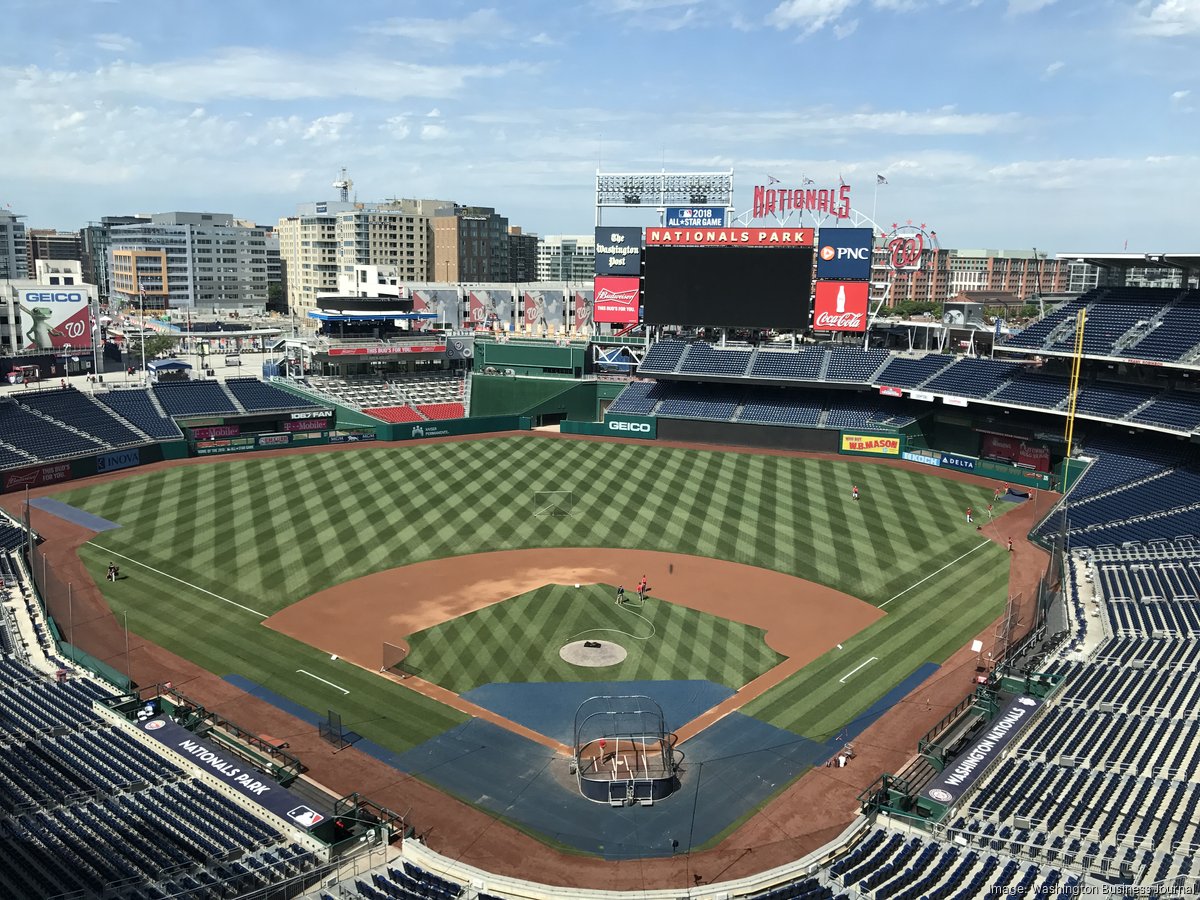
[819,245,869,261]
[22,292,85,302]
[608,421,651,432]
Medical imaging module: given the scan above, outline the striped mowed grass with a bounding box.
[61,436,1013,751]
[402,584,786,695]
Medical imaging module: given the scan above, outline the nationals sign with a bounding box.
[752,184,852,220]
[593,276,640,324]
[813,281,869,332]
[645,228,814,247]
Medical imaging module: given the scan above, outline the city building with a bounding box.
[1,259,97,359]
[432,205,510,282]
[108,212,277,312]
[82,216,151,302]
[536,234,596,283]
[1055,252,1199,291]
[277,199,454,314]
[508,227,538,283]
[26,229,83,274]
[0,209,28,280]
[870,247,1071,307]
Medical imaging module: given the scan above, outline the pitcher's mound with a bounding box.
[560,640,627,668]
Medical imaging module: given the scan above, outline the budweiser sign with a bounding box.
[593,276,639,324]
[813,282,869,333]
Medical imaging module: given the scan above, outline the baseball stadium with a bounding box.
[2,187,1200,900]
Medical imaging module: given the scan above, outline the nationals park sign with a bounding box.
[645,228,813,247]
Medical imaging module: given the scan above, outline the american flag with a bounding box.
[767,174,780,185]
[877,174,888,185]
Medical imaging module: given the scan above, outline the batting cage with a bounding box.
[572,695,679,806]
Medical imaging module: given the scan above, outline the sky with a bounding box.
[1,0,1198,253]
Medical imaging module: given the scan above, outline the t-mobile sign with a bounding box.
[813,281,869,332]
[593,276,640,324]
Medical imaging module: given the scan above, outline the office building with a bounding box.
[432,205,510,283]
[871,248,1071,307]
[536,234,596,282]
[26,229,83,273]
[108,212,276,312]
[508,227,539,283]
[82,216,150,302]
[0,210,28,280]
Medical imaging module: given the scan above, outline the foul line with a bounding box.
[878,540,992,609]
[839,656,878,684]
[296,670,349,695]
[90,544,268,619]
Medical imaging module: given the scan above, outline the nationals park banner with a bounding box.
[522,290,565,330]
[645,227,814,247]
[468,290,512,330]
[573,290,594,329]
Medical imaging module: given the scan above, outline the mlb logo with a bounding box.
[288,806,325,827]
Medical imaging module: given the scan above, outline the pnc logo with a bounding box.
[608,421,651,433]
[820,245,868,261]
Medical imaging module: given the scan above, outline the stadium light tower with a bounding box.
[595,169,734,226]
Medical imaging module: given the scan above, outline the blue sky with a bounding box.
[2,0,1198,252]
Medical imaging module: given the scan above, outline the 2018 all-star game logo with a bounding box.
[880,220,939,272]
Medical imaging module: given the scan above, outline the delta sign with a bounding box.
[17,288,93,351]
[815,228,873,280]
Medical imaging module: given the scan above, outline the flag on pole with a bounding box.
[767,174,780,185]
[803,177,815,185]
[877,174,888,185]
[1123,239,1128,250]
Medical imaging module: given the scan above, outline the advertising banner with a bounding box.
[411,288,461,329]
[95,448,141,474]
[813,281,869,332]
[982,434,1050,472]
[573,290,594,329]
[16,288,93,351]
[283,419,328,432]
[327,345,444,356]
[468,290,511,330]
[290,409,334,420]
[939,452,977,472]
[902,450,941,467]
[137,716,327,830]
[329,431,378,443]
[256,433,290,448]
[910,390,935,402]
[194,437,256,456]
[664,207,727,228]
[840,434,901,456]
[594,226,643,276]
[593,276,640,324]
[921,696,1042,806]
[191,425,240,440]
[602,413,657,439]
[815,227,874,280]
[3,461,73,492]
[646,227,814,247]
[879,386,904,398]
[943,396,969,407]
[522,290,565,330]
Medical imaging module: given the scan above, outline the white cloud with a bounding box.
[93,33,138,53]
[834,18,860,37]
[382,116,412,139]
[1007,0,1057,14]
[1172,88,1192,99]
[2,49,517,105]
[420,123,448,141]
[610,0,698,9]
[364,9,511,44]
[1134,0,1200,35]
[1043,60,1065,78]
[303,112,353,144]
[769,0,858,33]
[528,32,558,45]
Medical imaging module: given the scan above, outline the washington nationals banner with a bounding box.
[523,290,564,330]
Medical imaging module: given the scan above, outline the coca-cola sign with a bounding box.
[813,281,869,332]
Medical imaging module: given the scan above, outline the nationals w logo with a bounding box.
[882,221,938,272]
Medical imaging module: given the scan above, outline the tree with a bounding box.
[267,284,286,314]
[126,333,178,367]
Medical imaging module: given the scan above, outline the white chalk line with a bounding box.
[838,656,878,684]
[878,541,992,609]
[91,544,268,619]
[296,669,349,694]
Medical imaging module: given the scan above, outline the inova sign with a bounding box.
[604,415,656,439]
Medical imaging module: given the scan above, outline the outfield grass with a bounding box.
[403,583,786,694]
[60,436,1013,753]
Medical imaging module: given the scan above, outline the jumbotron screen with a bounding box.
[642,245,814,328]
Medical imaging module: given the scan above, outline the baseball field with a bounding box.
[57,436,1013,771]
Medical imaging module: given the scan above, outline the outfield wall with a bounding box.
[470,374,598,422]
[656,418,841,452]
[1,442,184,494]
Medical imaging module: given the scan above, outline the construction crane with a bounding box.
[333,168,353,203]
